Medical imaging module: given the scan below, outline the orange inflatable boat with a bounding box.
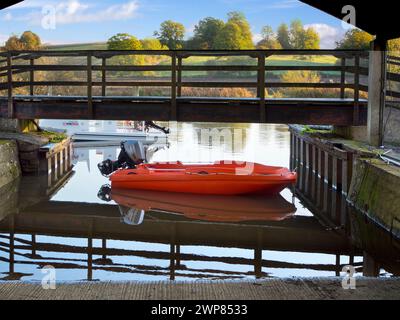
[110,161,297,195]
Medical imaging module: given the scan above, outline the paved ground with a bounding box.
[0,278,400,300]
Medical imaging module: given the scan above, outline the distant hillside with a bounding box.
[46,42,108,50]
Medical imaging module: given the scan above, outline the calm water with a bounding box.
[0,123,399,282]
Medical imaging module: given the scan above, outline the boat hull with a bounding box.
[110,161,297,195]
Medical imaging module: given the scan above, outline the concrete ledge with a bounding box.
[348,158,400,238]
[0,278,399,300]
[0,140,21,188]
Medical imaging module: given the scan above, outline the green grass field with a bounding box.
[47,42,108,51]
[46,42,339,78]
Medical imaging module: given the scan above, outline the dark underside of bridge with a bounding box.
[0,96,367,125]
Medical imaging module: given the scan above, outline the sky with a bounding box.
[0,0,353,48]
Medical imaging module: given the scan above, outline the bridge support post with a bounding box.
[367,39,387,147]
[170,52,177,121]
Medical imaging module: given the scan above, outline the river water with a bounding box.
[0,123,399,282]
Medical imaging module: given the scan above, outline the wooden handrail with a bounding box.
[4,64,366,73]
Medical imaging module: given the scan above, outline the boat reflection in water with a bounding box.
[1,170,400,281]
[1,123,400,282]
[98,185,297,225]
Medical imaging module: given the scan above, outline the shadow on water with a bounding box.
[0,124,399,281]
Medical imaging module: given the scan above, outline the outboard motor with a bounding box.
[118,206,145,226]
[98,140,146,176]
[97,184,112,202]
[144,121,170,134]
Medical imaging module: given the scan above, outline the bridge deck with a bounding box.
[0,95,367,124]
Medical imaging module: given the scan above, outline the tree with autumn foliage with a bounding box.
[3,31,42,51]
[336,29,374,49]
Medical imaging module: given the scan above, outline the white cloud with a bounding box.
[252,33,262,44]
[266,0,303,9]
[9,0,52,9]
[0,34,10,45]
[185,23,196,38]
[305,23,345,49]
[9,0,140,25]
[56,1,139,24]
[3,12,13,21]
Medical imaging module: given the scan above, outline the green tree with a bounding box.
[140,38,168,50]
[107,33,142,50]
[154,20,185,49]
[4,35,24,50]
[290,19,304,49]
[214,23,243,49]
[20,31,41,49]
[187,17,225,49]
[303,28,320,49]
[277,20,320,49]
[214,12,254,49]
[277,23,291,49]
[336,29,374,49]
[256,25,282,49]
[107,33,143,66]
[140,38,169,69]
[388,38,400,53]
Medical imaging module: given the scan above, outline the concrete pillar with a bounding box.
[367,39,387,147]
[0,119,22,132]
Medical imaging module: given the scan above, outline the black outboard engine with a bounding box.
[98,140,146,176]
[97,184,112,202]
[144,121,170,134]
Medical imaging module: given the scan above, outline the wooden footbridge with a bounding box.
[0,49,370,125]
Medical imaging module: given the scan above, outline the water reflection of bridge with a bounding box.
[0,200,356,281]
[1,157,399,281]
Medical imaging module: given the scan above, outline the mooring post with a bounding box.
[311,144,317,201]
[254,228,263,279]
[169,223,177,280]
[305,142,310,195]
[316,148,323,208]
[64,144,69,173]
[289,132,294,171]
[9,215,15,275]
[87,220,94,281]
[323,151,330,213]
[31,234,36,256]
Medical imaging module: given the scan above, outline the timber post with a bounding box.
[367,39,387,146]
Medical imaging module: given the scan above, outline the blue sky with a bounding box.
[0,0,351,48]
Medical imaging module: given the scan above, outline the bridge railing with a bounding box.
[0,49,369,123]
